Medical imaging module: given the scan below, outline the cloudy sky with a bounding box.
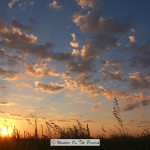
[0,0,150,135]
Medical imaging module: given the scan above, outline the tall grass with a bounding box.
[0,98,149,150]
[113,98,125,136]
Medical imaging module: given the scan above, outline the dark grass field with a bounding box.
[0,135,150,150]
[0,99,149,150]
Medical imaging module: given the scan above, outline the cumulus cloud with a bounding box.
[103,88,147,102]
[0,19,73,61]
[7,55,24,66]
[76,0,101,11]
[70,33,79,48]
[71,0,132,75]
[65,75,103,97]
[49,0,62,10]
[70,41,79,48]
[68,34,118,74]
[101,60,126,81]
[123,98,150,111]
[68,57,95,73]
[0,19,37,47]
[25,62,72,79]
[0,48,24,66]
[73,12,132,35]
[129,72,150,89]
[81,34,118,58]
[102,88,150,111]
[8,0,19,8]
[35,81,65,93]
[12,20,30,30]
[25,62,52,77]
[0,68,19,80]
[0,20,50,61]
[72,49,80,56]
[129,35,136,43]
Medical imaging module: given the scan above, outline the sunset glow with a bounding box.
[0,0,150,137]
[0,127,13,137]
[1,127,8,137]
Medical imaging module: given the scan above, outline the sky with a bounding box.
[0,0,150,136]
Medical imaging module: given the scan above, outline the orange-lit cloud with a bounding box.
[102,88,150,111]
[72,49,80,56]
[101,60,125,81]
[76,0,101,11]
[35,81,65,93]
[70,33,79,48]
[129,35,136,43]
[49,0,62,10]
[25,63,50,77]
[0,102,16,106]
[65,75,103,97]
[0,68,19,81]
[70,41,79,48]
[8,0,19,8]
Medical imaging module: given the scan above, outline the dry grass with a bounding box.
[0,98,149,150]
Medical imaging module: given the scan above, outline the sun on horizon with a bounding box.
[0,127,13,137]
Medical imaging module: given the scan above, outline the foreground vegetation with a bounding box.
[0,132,150,150]
[0,98,149,150]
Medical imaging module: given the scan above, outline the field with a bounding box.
[0,131,150,150]
[0,99,150,150]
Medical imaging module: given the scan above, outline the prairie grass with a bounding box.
[0,98,149,150]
